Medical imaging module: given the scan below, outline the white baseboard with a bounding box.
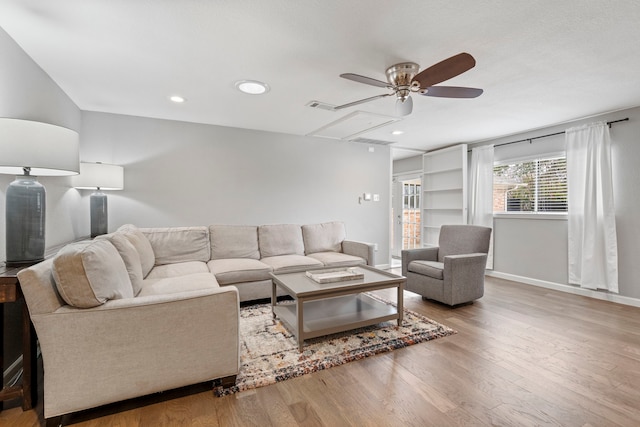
[376,263,391,270]
[487,271,640,308]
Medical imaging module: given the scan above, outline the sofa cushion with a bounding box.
[307,251,365,268]
[145,261,210,279]
[258,224,304,258]
[260,255,323,273]
[302,222,346,255]
[207,258,272,285]
[138,273,220,297]
[117,224,155,277]
[52,240,134,308]
[142,226,210,264]
[97,232,144,296]
[408,260,444,280]
[210,225,260,260]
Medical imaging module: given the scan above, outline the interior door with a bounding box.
[391,173,422,258]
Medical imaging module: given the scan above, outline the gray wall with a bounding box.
[78,111,391,264]
[480,107,640,300]
[0,27,81,381]
[0,27,83,261]
[395,106,640,301]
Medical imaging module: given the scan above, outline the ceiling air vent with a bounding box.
[306,100,336,111]
[350,137,395,146]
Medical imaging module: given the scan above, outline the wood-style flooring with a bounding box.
[2,273,640,426]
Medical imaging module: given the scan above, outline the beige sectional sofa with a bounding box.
[17,221,373,420]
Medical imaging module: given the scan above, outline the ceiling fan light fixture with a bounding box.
[235,80,270,95]
[396,96,413,117]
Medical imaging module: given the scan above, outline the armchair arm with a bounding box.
[343,240,375,266]
[31,286,240,418]
[401,247,439,275]
[442,253,488,305]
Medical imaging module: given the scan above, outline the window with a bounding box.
[493,155,567,213]
[402,181,421,249]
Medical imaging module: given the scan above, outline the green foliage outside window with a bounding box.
[494,157,567,212]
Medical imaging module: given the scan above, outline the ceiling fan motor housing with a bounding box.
[385,62,419,101]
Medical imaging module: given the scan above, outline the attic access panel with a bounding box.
[307,111,400,140]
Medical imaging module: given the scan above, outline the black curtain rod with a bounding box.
[493,117,629,148]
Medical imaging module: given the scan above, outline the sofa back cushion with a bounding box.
[52,240,133,308]
[97,232,144,296]
[302,221,346,254]
[141,226,210,265]
[210,225,260,260]
[117,224,155,277]
[258,224,304,258]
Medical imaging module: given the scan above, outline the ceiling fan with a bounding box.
[336,52,483,116]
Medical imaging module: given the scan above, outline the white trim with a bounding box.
[376,263,391,270]
[494,151,566,166]
[493,212,567,220]
[392,169,422,179]
[487,271,640,308]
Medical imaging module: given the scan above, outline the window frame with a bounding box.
[492,151,568,220]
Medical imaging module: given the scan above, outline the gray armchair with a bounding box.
[402,225,492,306]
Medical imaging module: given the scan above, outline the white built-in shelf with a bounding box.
[421,144,468,247]
[423,166,464,175]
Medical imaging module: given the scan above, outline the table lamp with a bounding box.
[0,118,79,266]
[72,162,124,238]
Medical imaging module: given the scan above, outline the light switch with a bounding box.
[373,194,380,202]
[363,193,372,201]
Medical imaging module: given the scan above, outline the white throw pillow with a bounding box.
[97,232,144,296]
[117,224,155,277]
[52,240,134,308]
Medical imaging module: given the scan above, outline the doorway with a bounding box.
[391,174,422,261]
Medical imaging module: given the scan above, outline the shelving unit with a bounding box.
[421,144,468,246]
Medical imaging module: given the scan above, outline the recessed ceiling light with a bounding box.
[235,80,270,95]
[170,95,186,103]
[391,130,404,135]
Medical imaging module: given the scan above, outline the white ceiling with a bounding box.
[1,1,640,159]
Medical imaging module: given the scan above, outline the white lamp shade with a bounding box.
[0,118,79,176]
[73,162,124,190]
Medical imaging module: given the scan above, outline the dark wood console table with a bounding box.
[0,263,37,411]
[0,237,88,411]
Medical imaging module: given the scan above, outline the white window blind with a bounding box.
[493,155,567,213]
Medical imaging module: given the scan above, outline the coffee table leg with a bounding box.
[271,281,276,319]
[297,298,304,352]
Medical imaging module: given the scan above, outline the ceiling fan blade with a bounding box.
[340,73,393,89]
[421,86,483,98]
[412,52,476,88]
[333,93,393,110]
[395,96,413,116]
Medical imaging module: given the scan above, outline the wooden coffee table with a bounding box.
[270,265,405,351]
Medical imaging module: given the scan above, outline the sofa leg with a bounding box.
[45,416,64,427]
[220,375,237,388]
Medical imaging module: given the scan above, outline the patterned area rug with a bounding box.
[213,294,456,396]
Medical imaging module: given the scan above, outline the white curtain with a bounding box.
[566,122,618,292]
[469,144,494,269]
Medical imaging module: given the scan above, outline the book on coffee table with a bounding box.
[305,268,364,284]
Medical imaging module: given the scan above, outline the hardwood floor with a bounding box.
[2,274,640,426]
